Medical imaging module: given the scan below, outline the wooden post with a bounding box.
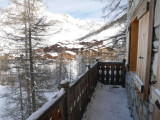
[122,59,126,87]
[60,80,70,120]
[95,59,99,86]
[87,65,91,101]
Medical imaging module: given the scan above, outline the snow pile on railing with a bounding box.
[27,89,65,120]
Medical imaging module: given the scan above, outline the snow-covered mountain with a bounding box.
[0,1,124,55]
[41,12,104,45]
[0,1,105,53]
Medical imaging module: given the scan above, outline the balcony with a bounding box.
[27,59,129,120]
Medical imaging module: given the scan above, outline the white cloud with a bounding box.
[44,0,105,19]
[0,0,105,20]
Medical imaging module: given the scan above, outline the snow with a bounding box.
[60,80,69,85]
[81,24,125,46]
[152,53,158,75]
[27,88,65,120]
[82,82,132,120]
[0,86,6,112]
[48,52,59,56]
[0,1,116,54]
[152,88,160,103]
[155,89,160,97]
[0,0,125,56]
[65,44,84,49]
[66,51,76,55]
[0,85,9,119]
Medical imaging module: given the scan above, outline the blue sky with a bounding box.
[0,0,105,20]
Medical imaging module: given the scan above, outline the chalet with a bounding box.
[126,0,160,119]
[101,47,114,53]
[89,49,99,57]
[35,47,44,53]
[80,41,92,46]
[44,44,63,53]
[80,40,103,47]
[100,47,116,58]
[97,41,103,46]
[90,39,97,43]
[63,51,76,59]
[92,40,103,46]
[44,53,58,59]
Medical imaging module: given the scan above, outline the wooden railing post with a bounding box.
[87,65,91,101]
[60,80,70,120]
[95,59,99,86]
[122,59,126,88]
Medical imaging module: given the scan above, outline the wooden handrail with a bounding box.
[27,61,98,120]
[27,59,126,120]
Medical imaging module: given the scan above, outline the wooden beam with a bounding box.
[137,2,150,19]
[152,89,160,109]
[134,74,144,93]
[143,0,155,101]
[131,72,144,94]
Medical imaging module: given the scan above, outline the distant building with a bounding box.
[62,51,76,59]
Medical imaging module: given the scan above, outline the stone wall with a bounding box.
[150,0,160,82]
[126,73,153,120]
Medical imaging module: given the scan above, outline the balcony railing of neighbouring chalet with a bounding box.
[27,59,126,120]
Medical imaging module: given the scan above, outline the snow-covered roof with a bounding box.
[90,48,99,52]
[65,51,76,55]
[48,52,58,56]
[73,45,84,49]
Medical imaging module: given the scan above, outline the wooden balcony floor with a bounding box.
[82,82,132,120]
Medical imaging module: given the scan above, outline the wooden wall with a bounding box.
[152,106,160,120]
[128,0,154,101]
[136,12,149,85]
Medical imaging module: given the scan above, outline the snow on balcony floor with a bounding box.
[82,82,132,120]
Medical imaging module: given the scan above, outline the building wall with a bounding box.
[126,72,153,120]
[126,0,160,120]
[151,0,160,82]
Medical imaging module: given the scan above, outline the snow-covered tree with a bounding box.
[0,0,52,118]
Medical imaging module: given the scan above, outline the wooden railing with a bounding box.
[27,59,126,120]
[98,59,126,87]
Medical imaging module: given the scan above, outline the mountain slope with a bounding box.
[0,1,104,53]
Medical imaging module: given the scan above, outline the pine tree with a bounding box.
[1,0,52,118]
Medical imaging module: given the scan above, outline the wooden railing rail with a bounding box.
[27,59,126,120]
[98,59,126,87]
[27,61,99,120]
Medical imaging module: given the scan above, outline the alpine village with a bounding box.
[0,0,160,120]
